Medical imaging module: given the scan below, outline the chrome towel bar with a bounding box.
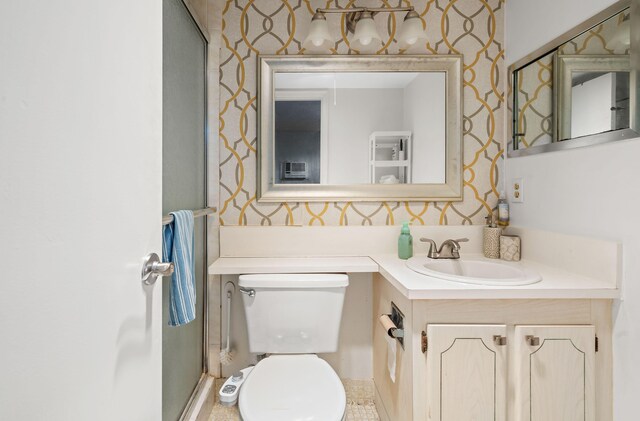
[162,207,216,226]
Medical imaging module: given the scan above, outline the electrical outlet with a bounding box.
[511,178,524,203]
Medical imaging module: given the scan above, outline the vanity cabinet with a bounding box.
[372,274,612,421]
[425,324,507,421]
[514,325,596,421]
[424,324,596,421]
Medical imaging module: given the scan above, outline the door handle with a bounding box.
[141,253,174,285]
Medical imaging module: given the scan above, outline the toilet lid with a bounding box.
[239,354,346,421]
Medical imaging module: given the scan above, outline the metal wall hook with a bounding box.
[224,281,236,294]
[141,253,174,285]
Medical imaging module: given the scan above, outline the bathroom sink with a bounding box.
[406,256,541,286]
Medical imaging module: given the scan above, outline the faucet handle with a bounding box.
[454,238,469,243]
[420,238,439,259]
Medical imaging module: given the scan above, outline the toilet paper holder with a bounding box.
[379,302,405,349]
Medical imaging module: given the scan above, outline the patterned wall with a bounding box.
[515,52,554,148]
[514,8,629,150]
[559,9,630,55]
[219,0,505,226]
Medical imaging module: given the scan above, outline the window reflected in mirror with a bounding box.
[275,100,323,184]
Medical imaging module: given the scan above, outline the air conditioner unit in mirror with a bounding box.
[281,162,308,180]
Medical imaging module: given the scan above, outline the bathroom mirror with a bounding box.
[508,0,640,157]
[258,55,463,202]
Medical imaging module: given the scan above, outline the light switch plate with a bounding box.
[511,177,524,203]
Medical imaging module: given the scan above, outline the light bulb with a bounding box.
[351,11,382,52]
[398,11,428,49]
[605,16,630,52]
[303,12,333,52]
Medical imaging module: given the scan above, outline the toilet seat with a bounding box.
[239,354,346,421]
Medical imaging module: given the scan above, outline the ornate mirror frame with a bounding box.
[257,55,463,203]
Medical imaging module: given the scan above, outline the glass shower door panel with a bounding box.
[162,0,207,420]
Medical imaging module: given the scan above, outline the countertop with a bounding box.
[372,253,619,300]
[208,256,378,275]
[209,254,619,300]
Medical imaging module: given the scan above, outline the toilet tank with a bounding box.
[238,273,349,354]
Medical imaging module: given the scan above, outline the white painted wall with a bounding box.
[506,1,639,418]
[403,73,446,183]
[505,0,619,64]
[0,1,162,420]
[327,88,404,184]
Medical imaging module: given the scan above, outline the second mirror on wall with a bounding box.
[509,1,638,156]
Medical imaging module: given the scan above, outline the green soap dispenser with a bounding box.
[398,222,413,259]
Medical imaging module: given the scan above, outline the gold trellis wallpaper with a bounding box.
[218,0,505,226]
[515,52,554,149]
[559,9,630,55]
[514,8,629,151]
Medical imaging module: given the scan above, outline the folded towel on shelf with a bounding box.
[162,210,196,326]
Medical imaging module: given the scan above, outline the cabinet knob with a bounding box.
[493,335,507,346]
[526,335,540,346]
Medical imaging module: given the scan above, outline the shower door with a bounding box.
[162,0,207,420]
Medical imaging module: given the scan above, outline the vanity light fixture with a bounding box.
[351,11,382,52]
[303,12,334,51]
[605,13,631,52]
[302,6,428,53]
[397,11,429,49]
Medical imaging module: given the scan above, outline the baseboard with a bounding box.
[374,381,390,421]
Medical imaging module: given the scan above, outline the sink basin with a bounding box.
[406,255,541,286]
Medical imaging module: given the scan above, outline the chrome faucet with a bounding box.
[419,238,469,259]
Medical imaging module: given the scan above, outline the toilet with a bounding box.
[237,273,349,421]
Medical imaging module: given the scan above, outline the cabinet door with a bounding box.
[514,325,595,421]
[426,324,507,421]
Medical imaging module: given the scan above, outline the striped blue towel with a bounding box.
[162,210,196,326]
